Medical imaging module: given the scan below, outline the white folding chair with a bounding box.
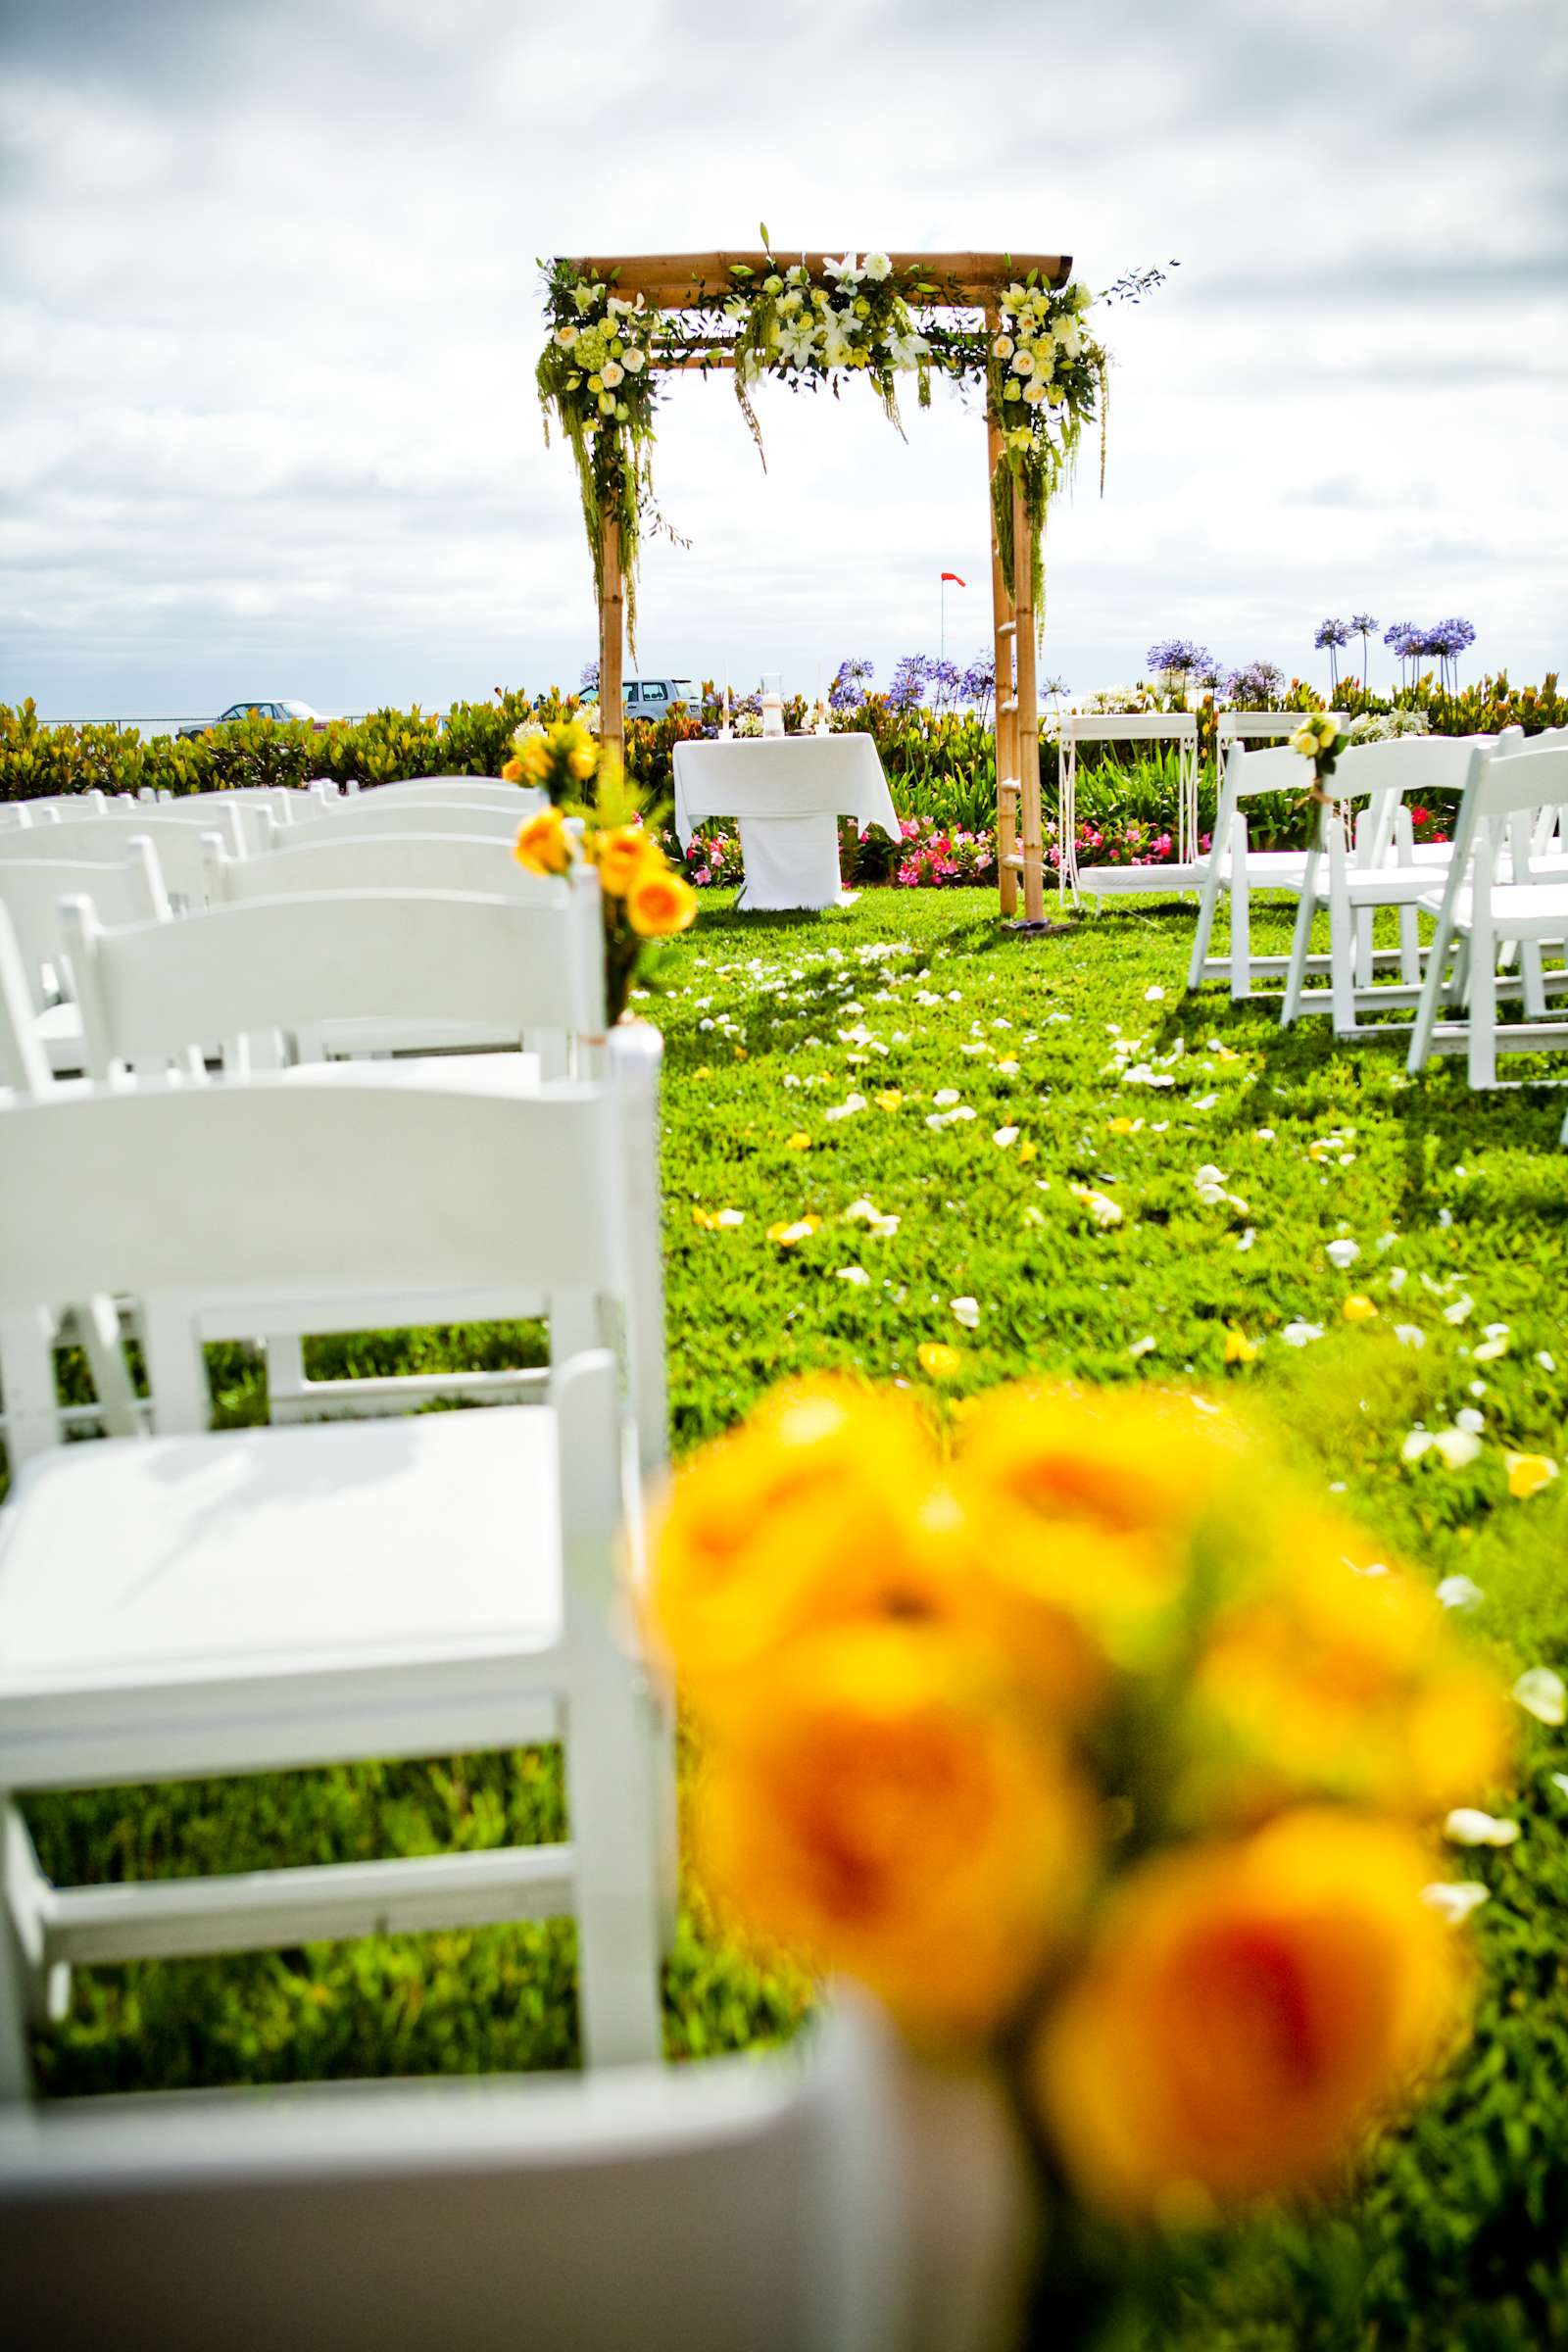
[56,876,668,1443]
[208,827,556,907]
[0,838,169,1076]
[0,1072,669,2090]
[0,1999,1028,2352]
[285,799,542,848]
[0,813,240,908]
[1408,740,1568,1091]
[1185,744,1321,998]
[351,777,546,818]
[1277,735,1503,1035]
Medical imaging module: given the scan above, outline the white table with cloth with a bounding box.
[671,735,902,910]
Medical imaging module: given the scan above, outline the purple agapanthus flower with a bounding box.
[1426,617,1476,658]
[959,652,996,708]
[888,653,932,713]
[579,660,600,693]
[1313,618,1351,650]
[925,657,961,710]
[1147,638,1215,680]
[1383,622,1420,655]
[828,658,874,711]
[1349,612,1378,637]
[1225,661,1286,708]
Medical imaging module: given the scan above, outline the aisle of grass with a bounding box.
[22,887,1568,2344]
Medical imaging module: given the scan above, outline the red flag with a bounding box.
[941,571,966,585]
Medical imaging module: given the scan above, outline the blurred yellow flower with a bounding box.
[1035,1808,1470,2217]
[1223,1326,1260,1366]
[1505,1452,1557,1499]
[514,806,571,877]
[917,1343,961,1380]
[649,1379,957,1699]
[875,1090,904,1112]
[784,1132,812,1151]
[499,756,524,782]
[626,868,699,937]
[1343,1296,1378,1323]
[1192,1522,1513,1819]
[700,1624,1092,2037]
[591,824,661,897]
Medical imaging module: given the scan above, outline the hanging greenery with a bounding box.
[536,248,1170,648]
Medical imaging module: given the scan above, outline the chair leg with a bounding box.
[1521,941,1548,1020]
[1228,818,1252,1001]
[0,1798,39,2101]
[1468,924,1498,1089]
[1186,851,1222,991]
[1280,860,1319,1027]
[1397,903,1421,986]
[1353,906,1375,992]
[565,1664,664,2067]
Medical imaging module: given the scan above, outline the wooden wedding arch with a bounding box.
[565,250,1074,928]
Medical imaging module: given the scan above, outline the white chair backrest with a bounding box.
[0,1073,626,1422]
[1220,742,1303,800]
[354,778,547,815]
[1216,711,1347,751]
[0,2008,911,2352]
[152,787,318,842]
[0,905,50,1094]
[296,800,539,847]
[0,842,169,1006]
[207,829,549,904]
[65,875,608,1079]
[0,812,240,901]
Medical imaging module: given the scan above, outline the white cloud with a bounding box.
[1,0,1564,715]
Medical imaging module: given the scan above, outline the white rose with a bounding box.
[1009,348,1035,376]
[555,324,578,347]
[863,252,892,280]
[621,346,646,372]
[992,333,1014,358]
[600,360,624,387]
[763,273,784,293]
[1023,378,1048,404]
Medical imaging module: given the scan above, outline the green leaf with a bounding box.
[760,220,770,249]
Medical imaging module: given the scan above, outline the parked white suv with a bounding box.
[621,678,697,715]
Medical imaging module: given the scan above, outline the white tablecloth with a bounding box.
[671,735,901,910]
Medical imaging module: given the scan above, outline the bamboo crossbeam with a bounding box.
[567,252,1072,310]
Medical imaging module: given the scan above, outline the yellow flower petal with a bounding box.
[917,1343,962,1380]
[1342,1296,1378,1324]
[1505,1452,1558,1500]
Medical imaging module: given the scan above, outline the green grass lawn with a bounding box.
[22,886,1568,2346]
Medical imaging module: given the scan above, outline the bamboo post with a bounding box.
[985,321,1019,919]
[1010,479,1045,922]
[598,519,625,769]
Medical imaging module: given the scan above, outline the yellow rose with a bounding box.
[592,824,661,897]
[1035,1808,1470,2216]
[649,1378,951,1697]
[1192,1522,1513,1819]
[499,757,523,782]
[700,1624,1092,2038]
[626,868,698,937]
[513,806,572,877]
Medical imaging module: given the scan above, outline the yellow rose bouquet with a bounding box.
[1289,706,1351,800]
[649,1378,1512,2341]
[511,745,696,1024]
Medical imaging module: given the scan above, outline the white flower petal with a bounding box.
[1513,1667,1567,1727]
[1326,1239,1361,1269]
[1444,1808,1520,1847]
[1436,1575,1485,1611]
[835,1266,871,1286]
[1421,1881,1492,1924]
[950,1297,981,1331]
[1282,1321,1325,1348]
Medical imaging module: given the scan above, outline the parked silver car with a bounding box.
[176,700,329,739]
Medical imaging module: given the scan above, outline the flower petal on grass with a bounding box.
[917,1342,961,1379]
[1444,1808,1520,1847]
[1436,1575,1484,1611]
[1421,1882,1492,1924]
[1513,1667,1567,1726]
[1505,1452,1558,1499]
[950,1297,981,1331]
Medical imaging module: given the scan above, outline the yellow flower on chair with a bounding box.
[514,806,572,876]
[626,866,699,937]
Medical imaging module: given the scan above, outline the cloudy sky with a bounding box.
[2,0,1564,720]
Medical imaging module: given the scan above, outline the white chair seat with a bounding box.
[1418,882,1568,936]
[279,1049,543,1094]
[0,1404,563,1785]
